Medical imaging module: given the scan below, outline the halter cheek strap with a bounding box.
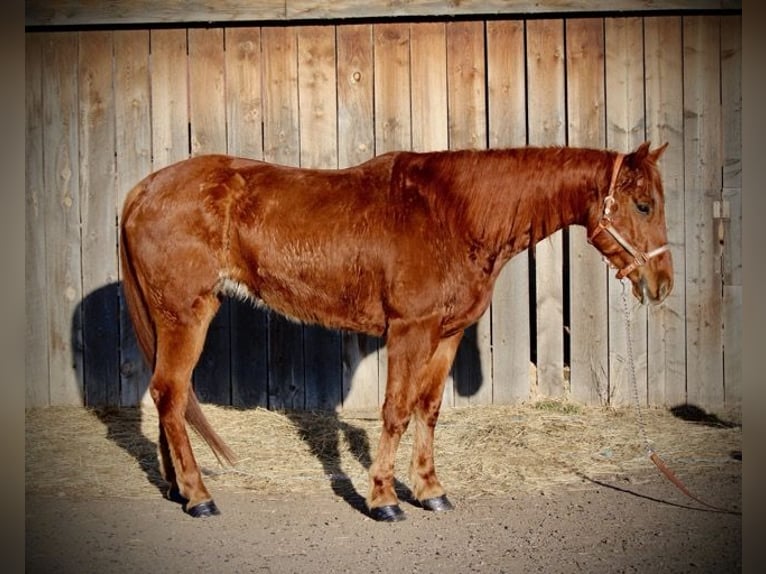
[587,153,670,280]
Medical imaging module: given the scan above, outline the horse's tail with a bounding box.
[185,391,237,466]
[119,186,156,371]
[119,184,237,467]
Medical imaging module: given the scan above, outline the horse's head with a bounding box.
[587,142,673,305]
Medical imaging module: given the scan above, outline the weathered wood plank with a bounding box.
[130,29,186,407]
[683,15,724,410]
[150,29,189,169]
[25,34,50,407]
[298,25,344,410]
[27,0,285,26]
[644,16,687,408]
[445,20,492,407]
[262,27,301,165]
[410,22,448,153]
[188,29,227,156]
[337,25,375,169]
[41,33,83,405]
[721,14,741,409]
[337,24,381,410]
[373,22,411,406]
[722,188,741,409]
[373,23,411,154]
[446,21,485,151]
[27,0,741,27]
[224,27,270,408]
[186,28,232,405]
[721,16,742,191]
[565,18,609,406]
[288,0,741,20]
[114,30,153,406]
[225,28,264,160]
[409,20,454,405]
[78,31,120,407]
[605,17,648,406]
[526,18,566,400]
[298,26,338,168]
[261,26,305,410]
[486,20,530,405]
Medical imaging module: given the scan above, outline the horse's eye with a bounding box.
[635,202,651,216]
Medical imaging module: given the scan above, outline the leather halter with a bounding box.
[587,154,670,280]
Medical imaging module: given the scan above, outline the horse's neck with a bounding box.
[450,148,612,259]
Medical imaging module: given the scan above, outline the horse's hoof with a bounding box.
[420,495,454,512]
[369,504,406,522]
[187,500,221,518]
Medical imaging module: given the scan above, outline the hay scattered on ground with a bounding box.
[25,402,741,501]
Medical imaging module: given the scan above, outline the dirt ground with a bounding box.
[26,403,741,573]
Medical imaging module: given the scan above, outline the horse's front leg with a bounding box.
[409,330,463,511]
[368,316,440,522]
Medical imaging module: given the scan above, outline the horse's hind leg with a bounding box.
[150,295,221,517]
[409,330,463,511]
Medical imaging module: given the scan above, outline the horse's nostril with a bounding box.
[658,278,672,301]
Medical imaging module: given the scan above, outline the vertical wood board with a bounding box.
[298,25,343,410]
[261,26,305,409]
[373,23,412,154]
[25,34,50,407]
[486,20,530,404]
[337,25,375,168]
[187,28,232,405]
[446,20,493,407]
[565,18,609,405]
[683,16,724,410]
[225,27,264,160]
[336,24,381,410]
[720,15,742,409]
[42,33,83,406]
[372,22,412,407]
[526,19,566,399]
[149,28,189,169]
[605,17,648,406]
[79,31,120,407]
[644,16,687,407]
[114,30,153,406]
[224,27,270,407]
[410,22,448,153]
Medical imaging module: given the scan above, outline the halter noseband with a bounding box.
[587,153,669,280]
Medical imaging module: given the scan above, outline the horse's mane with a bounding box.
[397,147,616,253]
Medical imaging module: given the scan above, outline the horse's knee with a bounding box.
[381,399,412,436]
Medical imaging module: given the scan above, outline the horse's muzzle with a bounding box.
[636,270,673,305]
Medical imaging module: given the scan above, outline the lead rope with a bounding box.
[620,281,735,514]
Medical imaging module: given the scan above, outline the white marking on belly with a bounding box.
[216,275,264,308]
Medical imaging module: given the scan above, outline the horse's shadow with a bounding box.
[285,411,375,514]
[75,282,484,516]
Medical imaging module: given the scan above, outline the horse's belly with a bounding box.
[218,272,388,337]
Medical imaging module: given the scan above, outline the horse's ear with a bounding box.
[649,142,669,163]
[628,141,667,167]
[633,141,651,162]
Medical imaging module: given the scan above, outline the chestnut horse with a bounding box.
[119,143,672,521]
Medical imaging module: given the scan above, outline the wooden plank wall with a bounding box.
[25,14,742,414]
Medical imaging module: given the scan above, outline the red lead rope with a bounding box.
[620,283,738,515]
